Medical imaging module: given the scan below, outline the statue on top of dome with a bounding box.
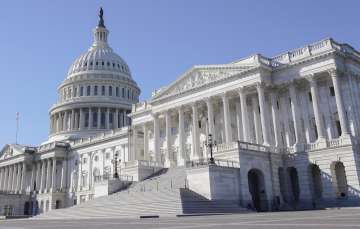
[98,7,105,28]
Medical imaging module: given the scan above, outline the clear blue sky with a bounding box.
[1,0,359,147]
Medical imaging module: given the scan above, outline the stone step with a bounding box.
[35,167,248,219]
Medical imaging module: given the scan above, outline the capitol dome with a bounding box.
[66,25,132,79]
[48,8,140,142]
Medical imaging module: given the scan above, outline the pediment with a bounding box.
[0,144,25,160]
[151,64,254,100]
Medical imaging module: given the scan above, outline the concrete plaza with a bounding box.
[1,208,360,229]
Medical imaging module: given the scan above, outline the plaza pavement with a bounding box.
[1,208,360,229]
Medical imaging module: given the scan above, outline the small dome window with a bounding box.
[121,66,124,71]
[117,64,120,68]
[107,62,110,66]
[90,62,93,66]
[112,63,115,67]
[102,61,104,66]
[84,62,87,67]
[96,62,98,66]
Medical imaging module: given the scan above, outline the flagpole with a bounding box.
[16,112,19,144]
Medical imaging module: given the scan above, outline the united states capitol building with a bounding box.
[1,9,360,218]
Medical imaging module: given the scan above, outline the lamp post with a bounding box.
[204,134,216,164]
[112,152,121,179]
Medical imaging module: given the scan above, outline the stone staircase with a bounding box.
[35,167,248,219]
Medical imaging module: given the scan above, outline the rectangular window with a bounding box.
[116,87,119,97]
[74,87,77,97]
[308,92,312,102]
[102,86,105,96]
[109,86,113,96]
[122,88,125,97]
[87,86,91,96]
[94,86,98,96]
[80,86,84,96]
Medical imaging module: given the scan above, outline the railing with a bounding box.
[123,160,162,168]
[94,174,133,183]
[214,142,239,152]
[185,158,240,168]
[237,141,270,152]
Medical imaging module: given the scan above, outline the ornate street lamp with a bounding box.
[204,134,217,164]
[111,152,121,179]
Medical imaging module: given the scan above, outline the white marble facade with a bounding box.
[131,38,360,210]
[1,10,360,215]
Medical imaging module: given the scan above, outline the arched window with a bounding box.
[331,161,348,198]
[87,86,91,96]
[94,86,98,96]
[80,86,84,96]
[109,86,113,96]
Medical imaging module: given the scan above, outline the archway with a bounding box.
[55,200,61,209]
[248,169,267,211]
[331,161,348,198]
[288,167,300,203]
[309,164,322,200]
[24,202,30,215]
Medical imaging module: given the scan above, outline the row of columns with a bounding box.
[0,162,26,193]
[136,69,349,166]
[30,158,66,193]
[50,108,130,134]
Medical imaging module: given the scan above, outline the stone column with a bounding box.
[114,109,119,129]
[40,162,46,193]
[177,107,185,166]
[61,159,67,190]
[59,112,64,132]
[205,97,215,138]
[20,162,26,193]
[239,88,249,142]
[153,114,160,162]
[51,158,57,191]
[289,83,302,144]
[221,93,232,143]
[0,167,3,191]
[132,127,137,161]
[191,103,200,159]
[88,107,92,129]
[97,107,101,129]
[4,166,9,191]
[46,159,51,192]
[165,111,172,167]
[29,164,36,192]
[64,111,68,131]
[11,164,17,192]
[79,108,84,130]
[106,108,110,129]
[143,123,149,160]
[252,96,261,144]
[123,110,127,126]
[307,76,326,140]
[257,83,270,146]
[330,70,350,136]
[70,109,74,130]
[5,166,10,191]
[35,162,41,191]
[56,113,60,133]
[15,164,21,193]
[270,92,280,147]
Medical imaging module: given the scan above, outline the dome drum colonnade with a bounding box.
[49,9,140,140]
